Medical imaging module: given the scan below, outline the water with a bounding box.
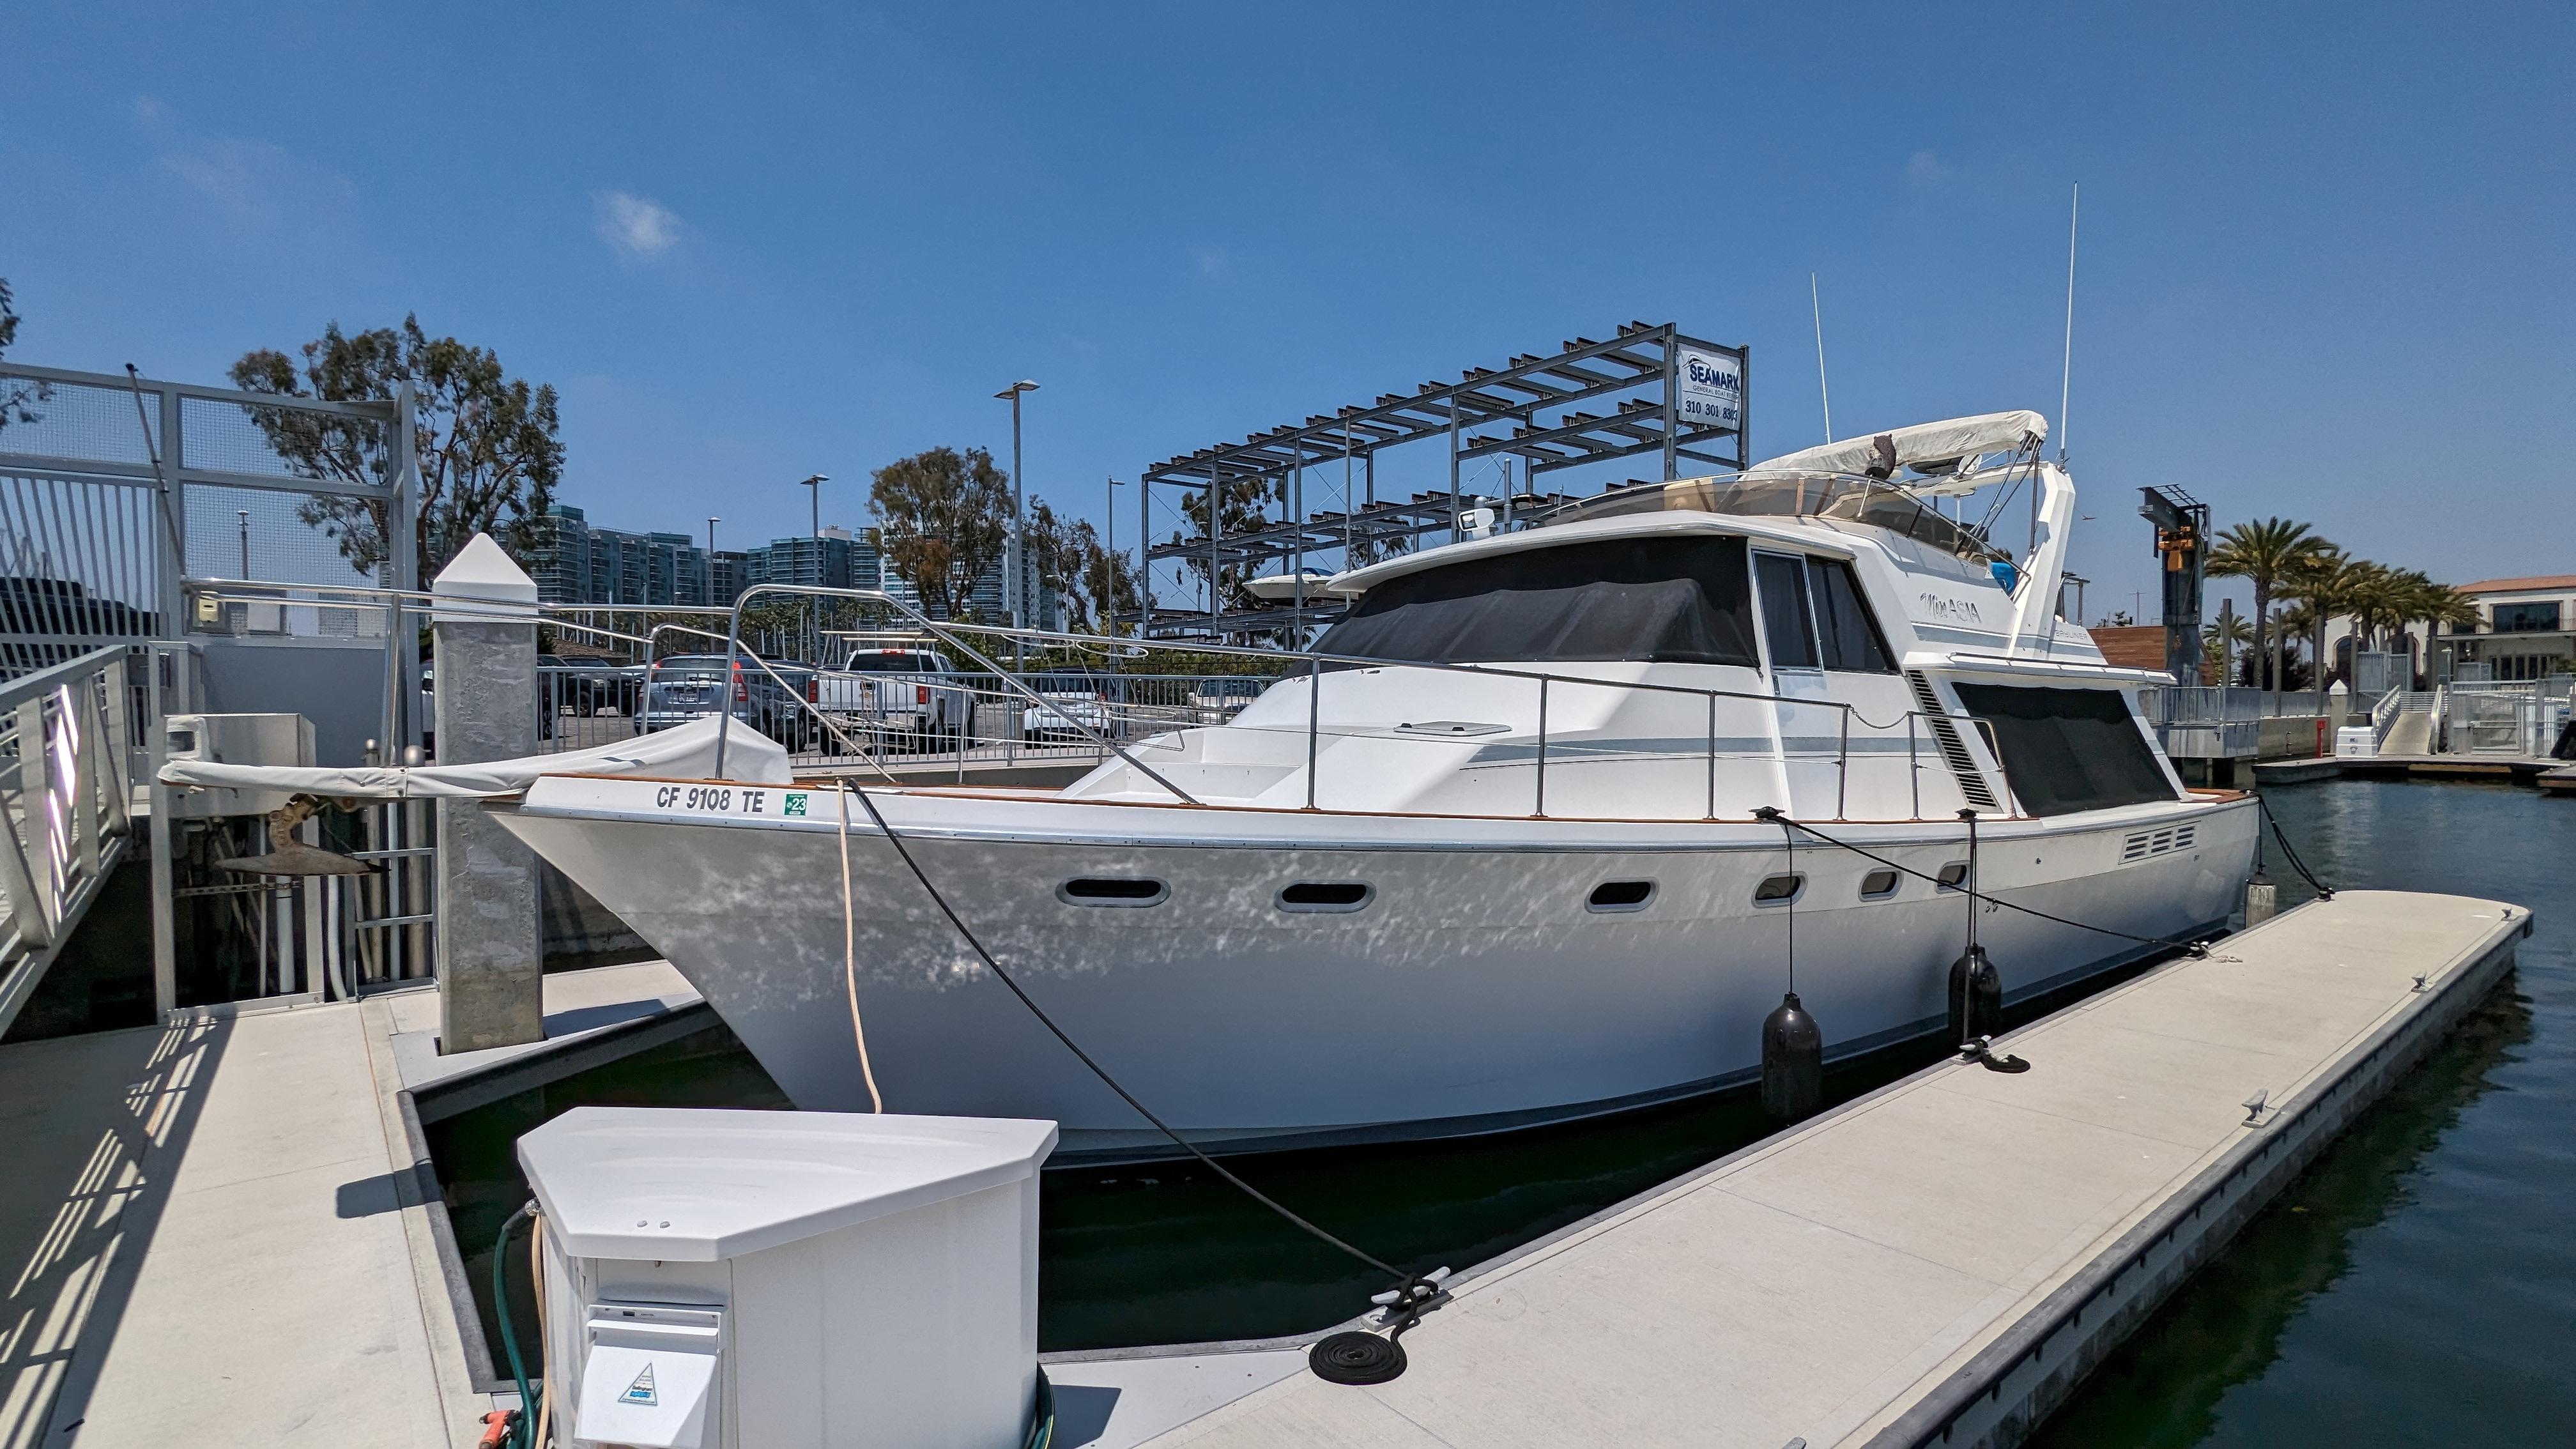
[431,779,2575,1438]
[2032,779,2576,1445]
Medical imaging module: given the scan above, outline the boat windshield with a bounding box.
[1317,535,1759,667]
[1545,471,2010,565]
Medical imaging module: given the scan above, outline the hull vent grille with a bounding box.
[1907,671,2000,811]
[2120,822,2198,862]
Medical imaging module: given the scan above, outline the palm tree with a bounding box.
[2202,613,2252,682]
[2209,518,2329,712]
[2385,572,2478,686]
[2280,546,2356,714]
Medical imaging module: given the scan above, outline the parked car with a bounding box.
[537,662,646,723]
[637,654,815,748]
[815,647,971,751]
[1013,671,1116,743]
[1190,676,1269,723]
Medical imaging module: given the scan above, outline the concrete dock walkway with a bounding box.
[0,896,2526,1448]
[0,962,696,1449]
[1112,891,2527,1449]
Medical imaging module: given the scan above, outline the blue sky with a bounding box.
[5,1,2568,622]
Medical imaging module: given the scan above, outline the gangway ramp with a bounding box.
[0,646,135,1040]
[2382,708,2434,756]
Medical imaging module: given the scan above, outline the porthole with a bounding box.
[1278,881,1373,913]
[1859,868,1900,900]
[1752,873,1805,905]
[1935,862,1970,892]
[1587,880,1655,912]
[1057,877,1169,908]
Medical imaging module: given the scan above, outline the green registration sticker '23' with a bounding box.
[783,793,809,817]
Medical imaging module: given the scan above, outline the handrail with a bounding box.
[717,585,2041,822]
[0,642,132,713]
[2369,686,2405,752]
[716,585,1204,804]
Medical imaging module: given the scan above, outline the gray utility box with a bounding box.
[519,1107,1057,1449]
[160,712,314,818]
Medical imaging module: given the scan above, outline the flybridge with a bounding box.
[1134,321,1751,642]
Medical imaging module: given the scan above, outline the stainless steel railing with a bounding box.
[716,585,2020,823]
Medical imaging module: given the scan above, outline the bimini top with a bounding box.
[1751,410,2048,479]
[1521,411,2051,568]
[1541,470,2012,567]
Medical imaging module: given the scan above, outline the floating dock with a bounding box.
[0,894,2526,1448]
[2254,753,2564,786]
[1061,890,2528,1449]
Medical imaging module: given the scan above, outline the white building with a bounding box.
[2438,574,2576,682]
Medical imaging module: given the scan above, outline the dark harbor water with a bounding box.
[431,779,2574,1441]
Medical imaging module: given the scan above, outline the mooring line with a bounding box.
[2254,792,2336,900]
[829,780,1438,1311]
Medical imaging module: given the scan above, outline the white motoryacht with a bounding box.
[493,411,2258,1158]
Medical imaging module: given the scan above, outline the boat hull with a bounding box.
[496,779,2255,1159]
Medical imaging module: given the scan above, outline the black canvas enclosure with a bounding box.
[1320,535,1759,666]
[1951,683,2178,816]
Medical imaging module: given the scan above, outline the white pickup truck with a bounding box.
[815,647,972,751]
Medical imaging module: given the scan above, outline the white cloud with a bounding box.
[596,190,681,257]
[134,98,353,222]
[1192,245,1230,278]
[1905,150,1951,190]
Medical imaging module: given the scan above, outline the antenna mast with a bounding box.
[2058,184,2078,464]
[1809,272,1833,443]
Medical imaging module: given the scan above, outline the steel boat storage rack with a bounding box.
[165,412,2258,1162]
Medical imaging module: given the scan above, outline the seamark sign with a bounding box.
[1678,349,1742,431]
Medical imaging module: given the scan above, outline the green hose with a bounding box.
[1025,1367,1055,1449]
[492,1200,544,1449]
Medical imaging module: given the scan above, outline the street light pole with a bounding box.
[797,473,827,542]
[796,473,828,663]
[1106,475,1123,637]
[994,381,1039,632]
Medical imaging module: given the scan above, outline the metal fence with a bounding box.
[0,360,418,689]
[2444,678,2573,757]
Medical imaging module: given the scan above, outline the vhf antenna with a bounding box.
[1809,272,1834,443]
[2058,184,2078,465]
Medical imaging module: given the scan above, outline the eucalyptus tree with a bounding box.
[231,316,564,584]
[870,446,1011,623]
[1021,497,1136,634]
[0,277,49,432]
[2210,518,2330,711]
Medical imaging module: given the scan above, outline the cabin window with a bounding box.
[1752,873,1805,905]
[1317,537,1758,667]
[1278,882,1373,912]
[1754,553,1819,668]
[1859,868,1899,899]
[1949,684,2179,816]
[1755,552,1894,674]
[1057,877,1169,907]
[1587,879,1656,912]
[1935,862,1970,891]
[1812,561,1896,671]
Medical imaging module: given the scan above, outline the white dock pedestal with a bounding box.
[521,1108,1057,1449]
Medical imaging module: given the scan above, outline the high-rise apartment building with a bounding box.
[534,505,1064,627]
